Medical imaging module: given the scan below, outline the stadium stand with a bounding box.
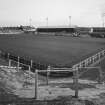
[37,26,105,38]
[0,26,23,34]
[0,25,105,38]
[0,26,36,34]
[89,27,105,38]
[36,26,76,36]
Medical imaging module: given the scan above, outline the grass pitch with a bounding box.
[0,33,104,67]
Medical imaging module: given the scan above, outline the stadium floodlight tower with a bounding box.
[46,17,48,27]
[101,13,105,27]
[29,18,32,26]
[69,16,71,27]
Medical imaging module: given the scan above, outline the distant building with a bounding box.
[37,26,76,35]
[89,27,105,38]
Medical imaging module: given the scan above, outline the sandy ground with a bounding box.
[0,67,105,101]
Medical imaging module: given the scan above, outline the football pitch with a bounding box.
[0,33,104,67]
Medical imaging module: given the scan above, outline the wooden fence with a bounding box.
[0,49,105,73]
[0,49,105,99]
[0,50,48,71]
[72,49,105,69]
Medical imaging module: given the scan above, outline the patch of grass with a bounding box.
[0,81,98,105]
[96,58,105,72]
[79,68,100,81]
[0,34,104,67]
[50,82,96,90]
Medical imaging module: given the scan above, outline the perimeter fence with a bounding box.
[0,50,48,72]
[0,49,105,99]
[72,49,105,69]
[0,49,105,74]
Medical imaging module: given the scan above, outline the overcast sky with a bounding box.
[0,0,105,27]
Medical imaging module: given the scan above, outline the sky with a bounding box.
[0,0,105,27]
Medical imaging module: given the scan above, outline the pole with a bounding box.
[9,59,11,67]
[98,53,100,61]
[31,60,33,68]
[29,18,32,26]
[73,67,79,98]
[69,16,71,27]
[98,52,102,84]
[34,69,38,99]
[46,17,48,27]
[46,65,50,85]
[8,53,11,67]
[102,13,105,27]
[29,66,31,72]
[17,56,20,71]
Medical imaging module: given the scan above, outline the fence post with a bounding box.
[34,69,38,99]
[89,58,91,64]
[9,59,11,67]
[87,58,89,66]
[73,67,79,98]
[46,65,51,85]
[17,56,20,71]
[79,63,82,68]
[98,53,100,61]
[96,54,98,60]
[31,60,33,68]
[8,53,11,67]
[85,60,87,67]
[29,66,31,73]
[92,56,95,63]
